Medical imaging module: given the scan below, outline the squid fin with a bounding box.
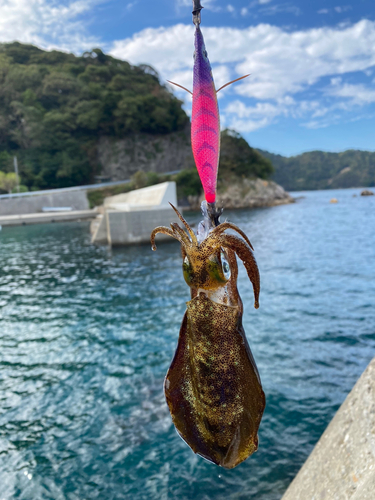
[167,80,193,95]
[216,74,251,93]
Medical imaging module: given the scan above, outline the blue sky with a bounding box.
[1,0,375,156]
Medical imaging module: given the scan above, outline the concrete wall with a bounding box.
[92,206,180,246]
[281,356,375,500]
[104,181,177,209]
[0,190,89,216]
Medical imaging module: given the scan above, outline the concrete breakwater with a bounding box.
[91,182,180,246]
[0,189,89,216]
[0,210,96,227]
[282,356,375,500]
[0,180,131,226]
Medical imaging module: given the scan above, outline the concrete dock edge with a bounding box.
[0,210,96,227]
[281,356,375,500]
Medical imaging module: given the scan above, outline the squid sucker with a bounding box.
[151,203,265,469]
[150,0,265,469]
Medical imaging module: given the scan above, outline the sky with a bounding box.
[0,0,374,156]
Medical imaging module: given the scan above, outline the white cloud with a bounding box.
[0,0,101,52]
[326,81,375,104]
[225,99,289,131]
[109,19,375,132]
[259,3,301,16]
[318,9,329,14]
[241,7,248,16]
[126,2,136,11]
[334,6,352,14]
[224,97,324,131]
[111,24,194,74]
[111,20,375,100]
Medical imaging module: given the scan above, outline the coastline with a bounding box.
[185,178,294,211]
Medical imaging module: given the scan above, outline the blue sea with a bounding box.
[1,188,374,499]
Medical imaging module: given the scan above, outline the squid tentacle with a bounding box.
[151,226,181,250]
[203,221,254,251]
[169,203,198,246]
[170,223,192,249]
[217,234,260,309]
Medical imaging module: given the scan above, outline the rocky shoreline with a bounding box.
[185,178,294,210]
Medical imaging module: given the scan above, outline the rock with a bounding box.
[281,356,375,500]
[97,124,193,181]
[361,190,374,196]
[186,178,294,211]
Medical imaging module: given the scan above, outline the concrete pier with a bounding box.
[281,356,375,500]
[91,182,181,246]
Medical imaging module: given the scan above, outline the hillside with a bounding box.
[0,42,188,190]
[260,149,375,191]
[0,43,277,195]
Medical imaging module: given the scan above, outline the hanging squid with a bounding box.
[151,0,265,469]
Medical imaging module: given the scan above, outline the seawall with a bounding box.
[281,356,375,500]
[0,190,89,216]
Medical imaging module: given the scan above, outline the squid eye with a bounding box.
[221,252,231,280]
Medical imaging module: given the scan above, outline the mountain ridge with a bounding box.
[258,148,375,191]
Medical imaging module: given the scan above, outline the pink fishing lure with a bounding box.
[191,26,220,204]
[168,3,248,205]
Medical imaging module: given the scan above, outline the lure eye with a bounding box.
[221,251,231,280]
[203,50,208,58]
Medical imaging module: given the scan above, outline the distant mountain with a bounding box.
[258,149,375,191]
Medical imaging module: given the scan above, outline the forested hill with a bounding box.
[0,42,188,190]
[260,149,375,191]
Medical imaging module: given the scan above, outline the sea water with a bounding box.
[0,188,374,499]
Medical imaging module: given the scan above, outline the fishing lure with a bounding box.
[151,1,265,469]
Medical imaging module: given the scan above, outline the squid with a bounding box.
[151,0,265,469]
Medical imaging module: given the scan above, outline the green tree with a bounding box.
[0,172,19,193]
[0,171,5,192]
[219,129,274,183]
[0,42,189,191]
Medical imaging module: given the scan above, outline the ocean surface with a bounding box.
[0,188,374,500]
